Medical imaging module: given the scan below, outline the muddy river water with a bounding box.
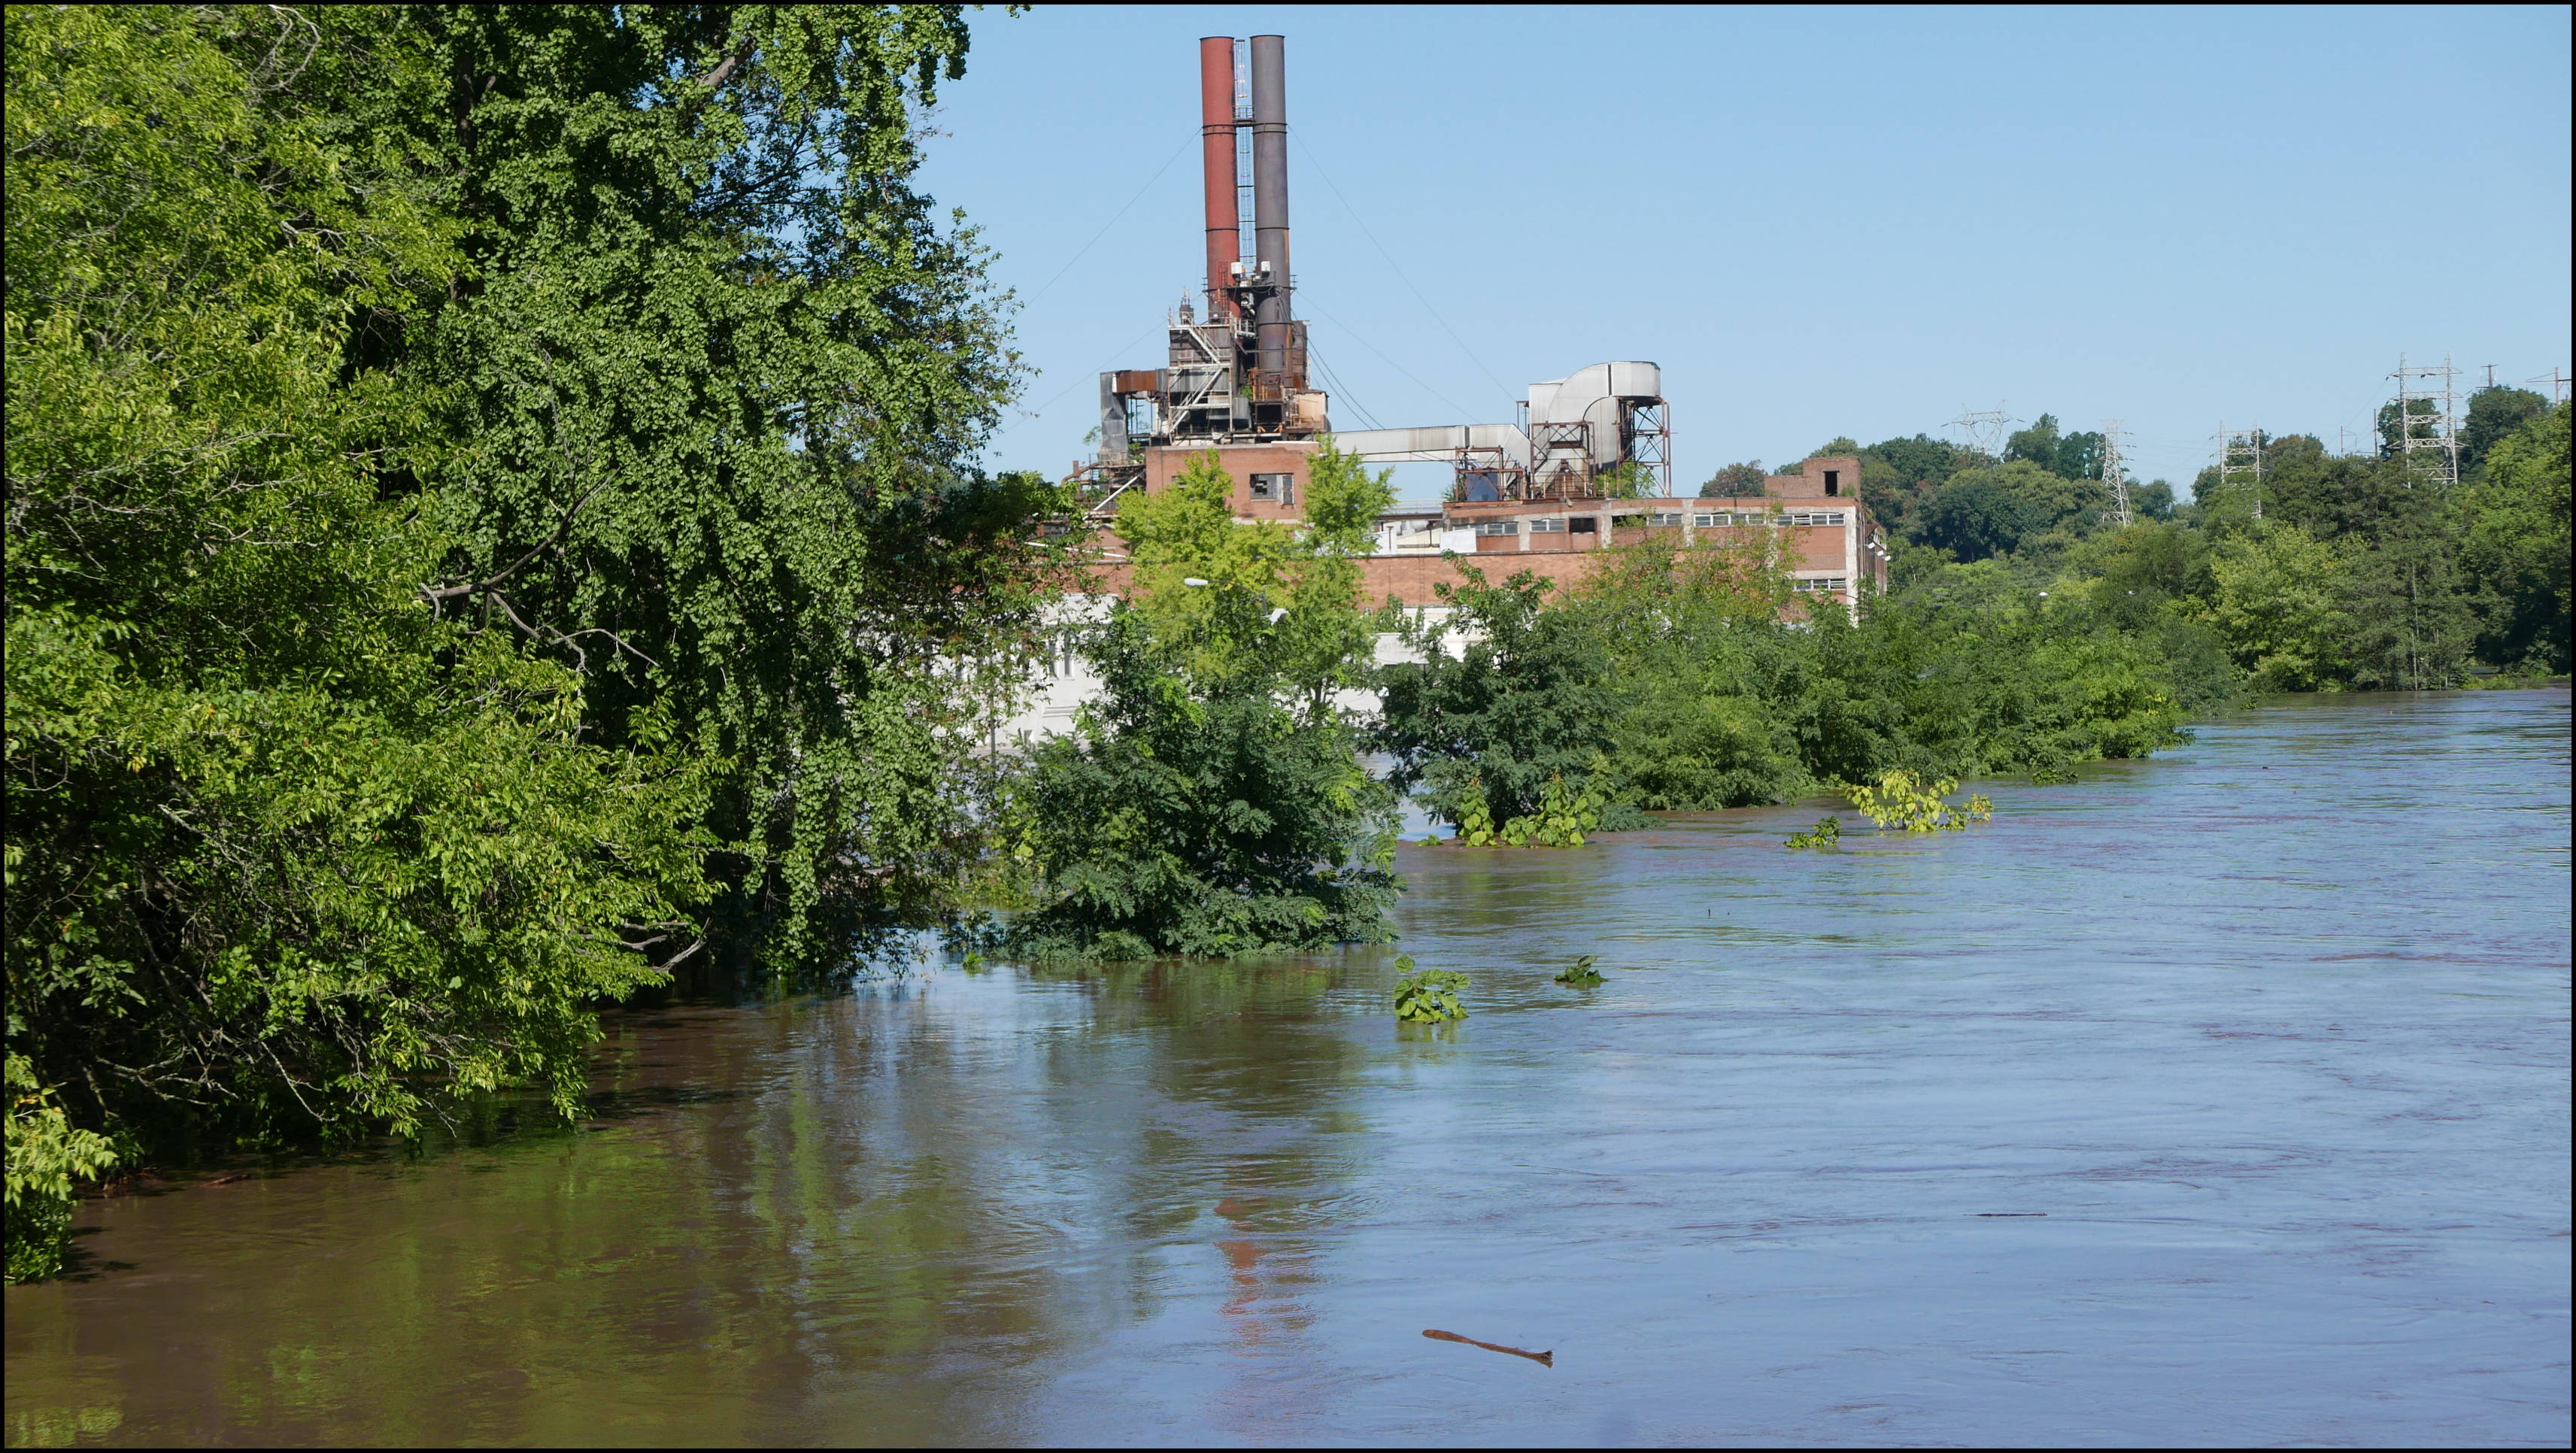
[6,690,2569,1447]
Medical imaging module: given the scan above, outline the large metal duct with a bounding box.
[1197,37,1240,321]
[1248,35,1291,380]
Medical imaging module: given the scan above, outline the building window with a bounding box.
[1650,511,1683,526]
[1528,517,1566,533]
[1792,577,1852,593]
[1569,516,1598,534]
[1693,512,1717,528]
[1249,472,1295,504]
[1475,520,1519,536]
[1823,469,1842,497]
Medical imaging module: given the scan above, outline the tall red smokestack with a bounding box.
[1198,37,1239,321]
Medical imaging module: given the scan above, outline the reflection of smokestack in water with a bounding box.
[1197,36,1239,321]
[1249,34,1290,381]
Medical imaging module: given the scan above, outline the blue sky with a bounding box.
[913,5,2571,503]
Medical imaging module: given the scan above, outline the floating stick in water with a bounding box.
[1423,1329,1553,1367]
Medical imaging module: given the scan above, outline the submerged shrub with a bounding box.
[1392,956,1470,1023]
[1008,611,1398,959]
[5,1055,117,1283]
[1784,817,1843,850]
[1846,772,1993,833]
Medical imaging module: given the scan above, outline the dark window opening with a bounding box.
[1569,516,1598,534]
[1823,469,1842,496]
[1249,472,1296,505]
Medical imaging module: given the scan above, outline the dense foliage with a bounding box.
[5,4,1044,1275]
[1004,611,1400,960]
[1376,536,2210,827]
[1005,446,1400,958]
[1850,397,2568,685]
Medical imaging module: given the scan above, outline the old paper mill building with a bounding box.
[1015,34,1889,736]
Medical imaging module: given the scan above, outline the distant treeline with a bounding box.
[1701,391,2571,687]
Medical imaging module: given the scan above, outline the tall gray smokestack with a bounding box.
[1248,35,1291,383]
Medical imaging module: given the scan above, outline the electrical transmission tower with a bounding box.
[1947,403,2010,457]
[2388,353,2462,489]
[2099,420,2131,526]
[2215,420,2262,521]
[2530,368,2570,405]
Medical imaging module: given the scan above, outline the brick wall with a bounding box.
[1068,551,1609,607]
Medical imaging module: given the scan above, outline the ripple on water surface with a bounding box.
[5,690,2569,1448]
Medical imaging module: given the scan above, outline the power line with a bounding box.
[1307,308,1479,423]
[1946,404,2010,457]
[1304,341,1386,432]
[1291,132,1517,414]
[1020,137,1194,307]
[1014,325,1160,422]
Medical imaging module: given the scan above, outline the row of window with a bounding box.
[1475,510,1847,535]
[1791,577,1852,593]
[1695,510,1848,528]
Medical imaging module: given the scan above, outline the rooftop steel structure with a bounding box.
[1076,35,1670,514]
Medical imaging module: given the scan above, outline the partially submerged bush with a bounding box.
[1785,817,1842,850]
[1449,759,1611,848]
[1846,772,1994,833]
[1392,956,1470,1023]
[5,1055,117,1283]
[1007,611,1398,959]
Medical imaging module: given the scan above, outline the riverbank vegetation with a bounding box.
[1723,400,2571,690]
[6,4,1048,1276]
[1000,445,1401,958]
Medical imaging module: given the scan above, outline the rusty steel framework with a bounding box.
[1067,35,1672,521]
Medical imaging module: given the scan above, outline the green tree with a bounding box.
[2336,523,2474,690]
[1008,441,1398,957]
[2208,526,2348,690]
[1913,469,2042,561]
[1373,567,1625,828]
[1114,442,1391,713]
[1858,434,1963,538]
[1576,541,1803,808]
[1698,460,1768,497]
[2461,385,2550,477]
[5,2,710,1245]
[2054,429,2105,481]
[2460,402,2571,671]
[368,5,1053,970]
[1005,614,1398,959]
[2004,414,2063,470]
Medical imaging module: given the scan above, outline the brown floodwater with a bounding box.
[6,690,2569,1447]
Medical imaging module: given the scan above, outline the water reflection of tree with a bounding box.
[12,959,1392,1444]
[1026,953,1385,1430]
